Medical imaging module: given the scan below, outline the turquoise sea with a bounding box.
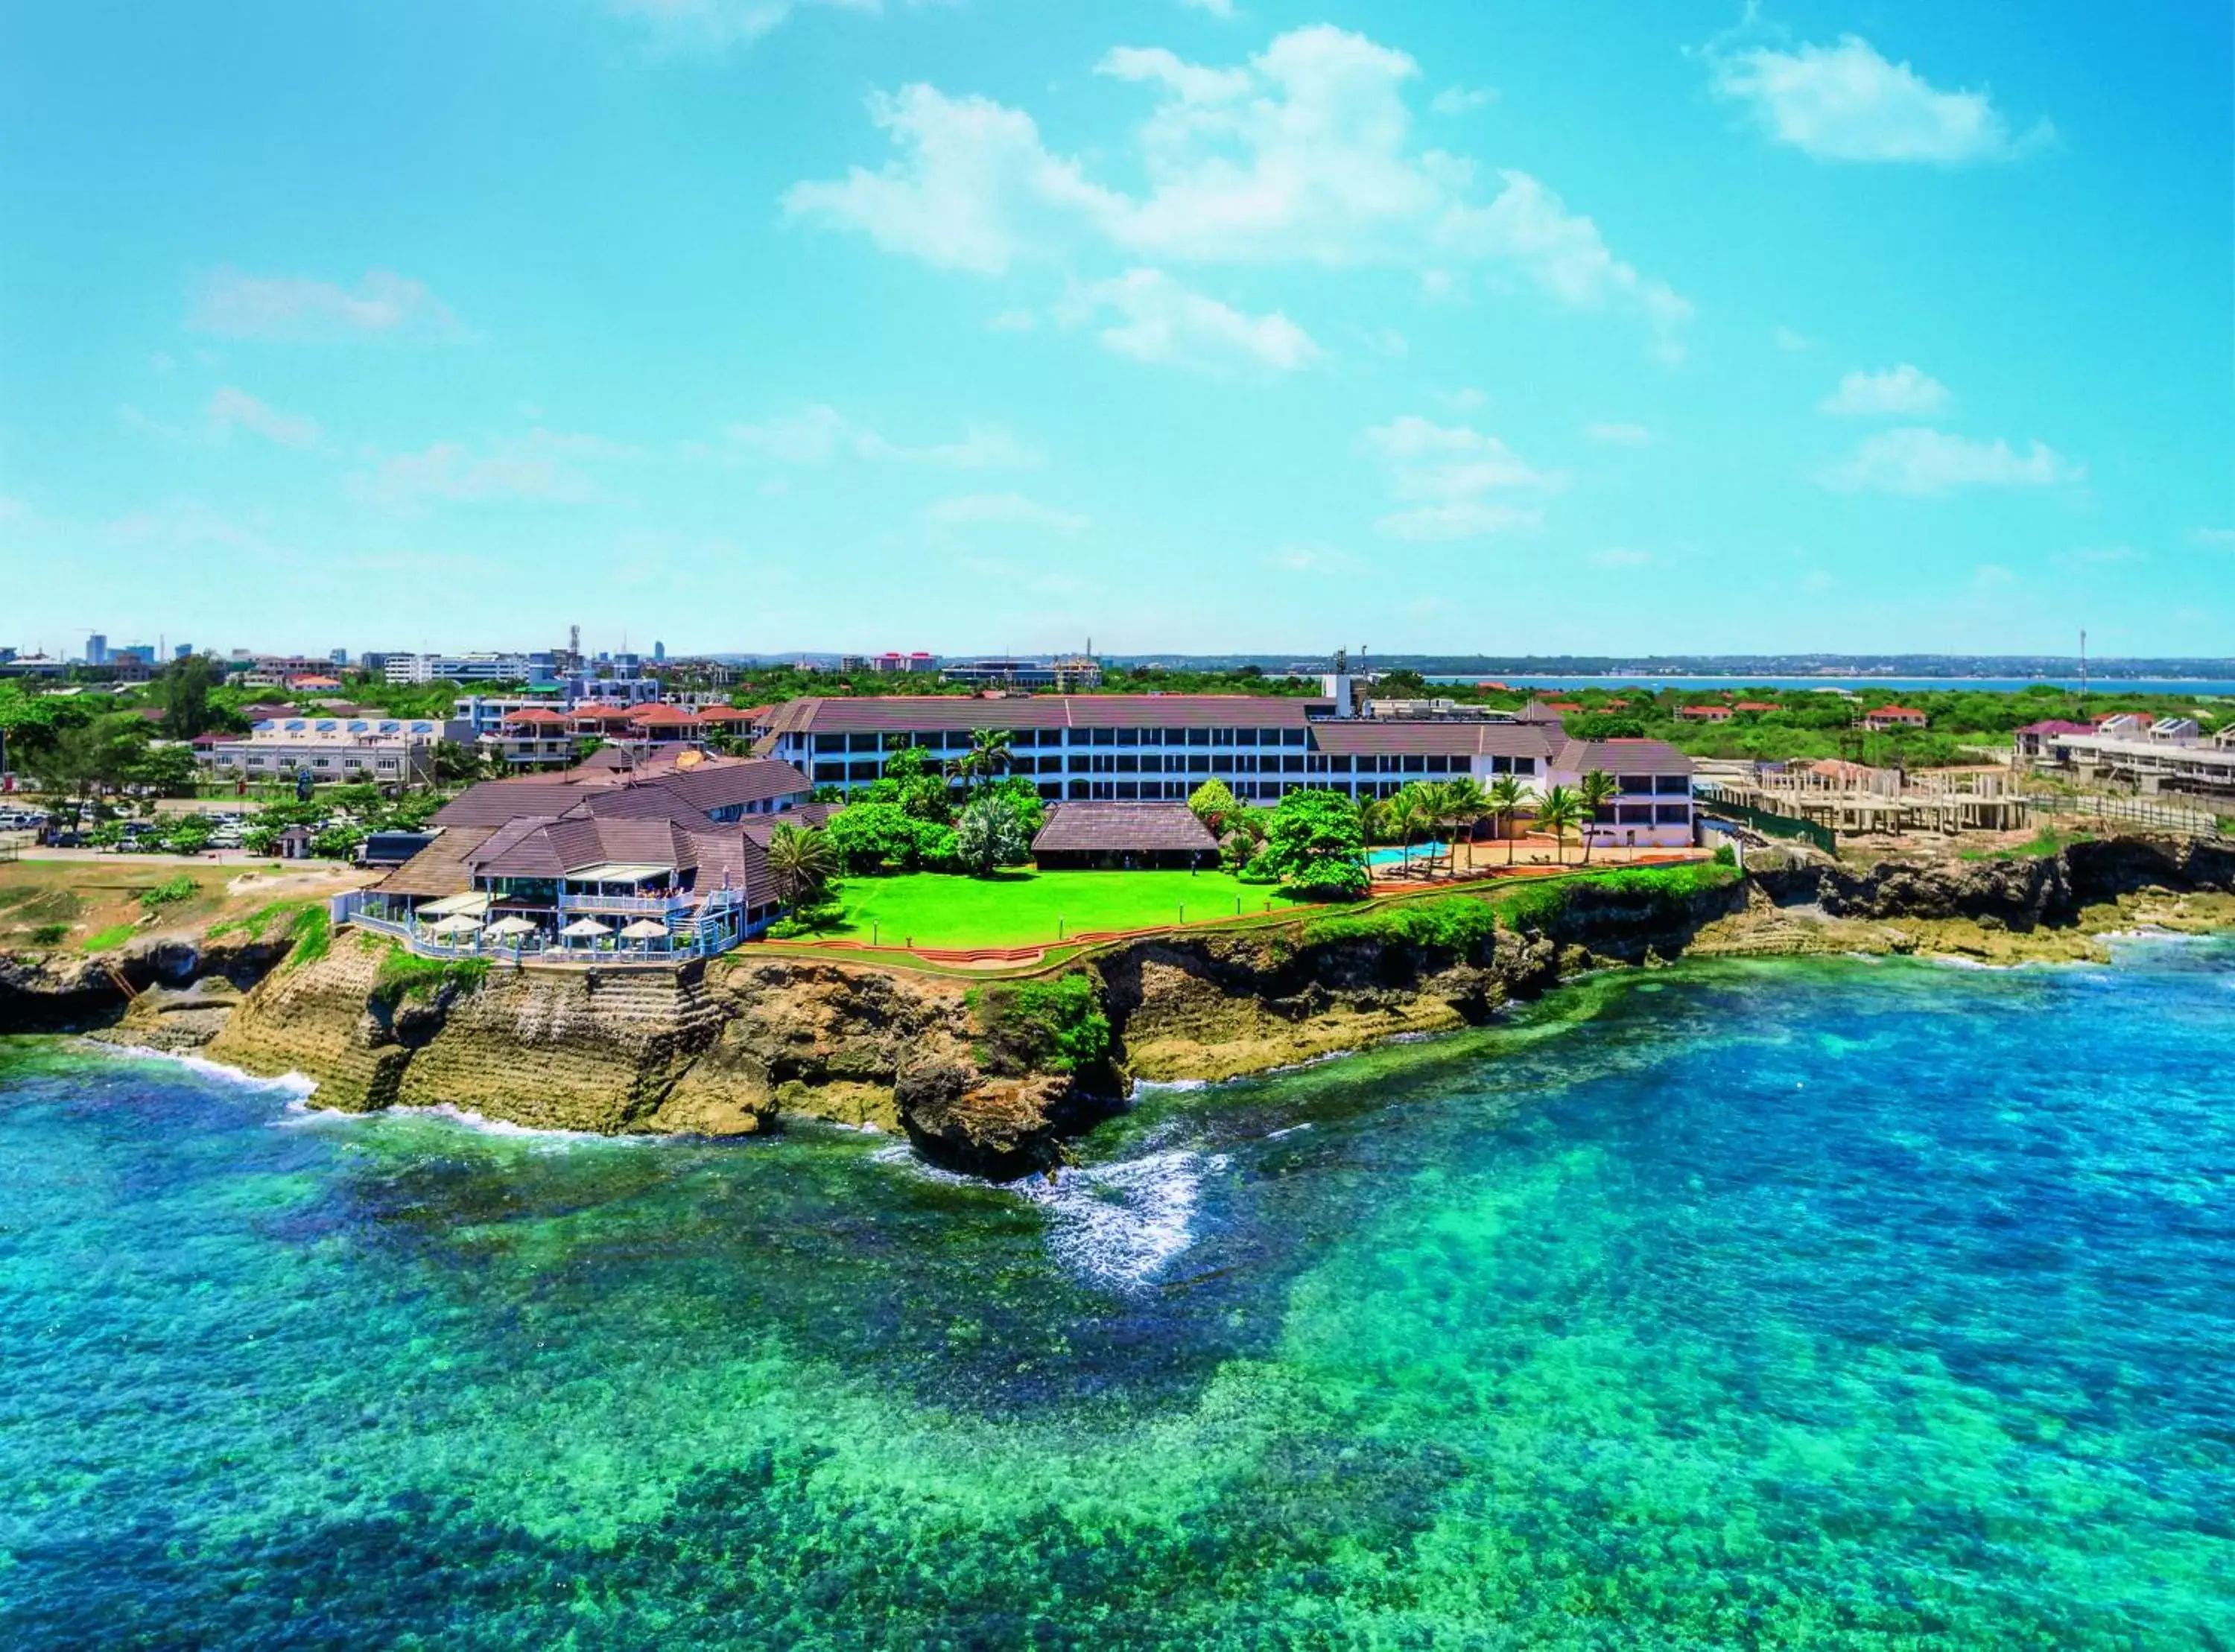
[4,941,2233,1648]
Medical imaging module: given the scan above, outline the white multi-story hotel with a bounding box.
[193,714,457,787]
[760,695,1699,847]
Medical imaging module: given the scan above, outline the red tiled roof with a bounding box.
[627,703,706,726]
[501,707,569,726]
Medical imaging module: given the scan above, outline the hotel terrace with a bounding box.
[343,750,819,958]
[761,694,1699,848]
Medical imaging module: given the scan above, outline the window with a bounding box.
[814,734,845,754]
[1618,775,1653,794]
[1116,755,1138,773]
[814,762,846,782]
[849,761,879,781]
[1515,757,1537,775]
[1656,775,1690,795]
[1213,756,1234,774]
[848,734,878,753]
[1257,728,1282,746]
[1329,755,1352,773]
[1617,804,1652,824]
[1116,782,1138,800]
[1284,728,1307,747]
[1116,728,1139,746]
[1187,728,1210,746]
[1213,728,1235,746]
[1283,755,1304,773]
[1091,727,1114,746]
[1655,804,1691,825]
[1070,756,1092,774]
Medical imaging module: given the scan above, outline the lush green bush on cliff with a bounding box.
[1302,895,1500,956]
[370,946,487,1008]
[139,874,197,911]
[971,972,1111,1076]
[1492,863,1741,934]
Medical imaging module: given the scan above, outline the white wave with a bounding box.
[78,1039,318,1099]
[1266,1122,1313,1140]
[1015,1149,1229,1291]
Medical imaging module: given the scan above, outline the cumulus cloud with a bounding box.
[719,404,1039,467]
[190,268,463,340]
[1430,84,1497,115]
[920,492,1089,536]
[612,0,919,53]
[351,429,621,508]
[1056,269,1321,372]
[1708,34,2050,164]
[206,387,320,449]
[1361,415,1562,540]
[1821,364,1951,417]
[1818,427,2079,496]
[1585,422,1653,446]
[785,25,1690,355]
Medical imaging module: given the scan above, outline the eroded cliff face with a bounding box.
[9,836,2232,1175]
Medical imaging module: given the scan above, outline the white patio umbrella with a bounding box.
[425,914,484,937]
[485,916,540,939]
[618,918,670,941]
[560,917,612,938]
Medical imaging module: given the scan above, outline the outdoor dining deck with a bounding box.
[335,889,754,964]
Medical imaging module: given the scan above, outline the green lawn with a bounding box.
[820,869,1300,949]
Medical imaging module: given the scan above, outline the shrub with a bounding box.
[29,923,68,946]
[954,792,1033,876]
[1303,895,1499,954]
[1711,843,1737,866]
[139,874,198,911]
[973,972,1112,1076]
[1259,790,1368,900]
[1284,858,1369,901]
[370,946,486,1007]
[825,803,957,875]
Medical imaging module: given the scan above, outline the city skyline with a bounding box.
[2,1,2228,654]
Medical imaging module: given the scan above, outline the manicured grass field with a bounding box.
[822,869,1300,949]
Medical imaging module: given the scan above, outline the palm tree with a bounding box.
[764,821,836,910]
[1390,782,1434,874]
[1439,776,1489,874]
[1534,784,1583,866]
[1487,775,1533,865]
[1577,769,1619,866]
[946,728,1015,792]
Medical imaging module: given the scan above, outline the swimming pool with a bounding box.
[1366,841,1448,866]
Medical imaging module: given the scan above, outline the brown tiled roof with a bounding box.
[697,705,760,723]
[372,826,495,898]
[1553,737,1693,778]
[739,802,834,845]
[1032,802,1220,854]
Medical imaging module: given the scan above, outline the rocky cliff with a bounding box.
[6,838,2230,1175]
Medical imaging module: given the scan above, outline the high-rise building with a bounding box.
[653,641,667,662]
[85,633,108,666]
[174,644,194,660]
[331,647,349,665]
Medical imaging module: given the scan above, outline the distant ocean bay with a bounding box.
[1425,675,2235,697]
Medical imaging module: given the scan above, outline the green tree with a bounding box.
[1187,778,1239,836]
[153,655,221,739]
[1439,775,1490,848]
[825,802,957,874]
[1535,784,1584,866]
[124,742,198,797]
[1260,788,1368,900]
[867,744,957,825]
[764,821,837,909]
[954,791,1033,875]
[1486,775,1534,865]
[947,728,1015,791]
[1578,769,1620,865]
[433,739,483,784]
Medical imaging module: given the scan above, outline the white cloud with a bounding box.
[1433,386,1487,412]
[1818,427,2079,496]
[787,25,1689,353]
[350,429,620,508]
[986,308,1039,332]
[920,492,1089,536]
[612,0,911,53]
[1059,269,1321,373]
[1430,84,1497,115]
[1585,421,1653,446]
[720,404,1039,466]
[190,268,463,340]
[1378,501,1543,541]
[1362,415,1561,539]
[1821,364,1950,417]
[207,386,320,449]
[1177,0,1234,15]
[1774,324,1815,352]
[149,352,177,374]
[1708,34,2049,164]
[2190,527,2235,550]
[2055,544,2142,567]
[1588,547,1652,568]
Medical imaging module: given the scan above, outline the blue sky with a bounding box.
[1,0,2228,659]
